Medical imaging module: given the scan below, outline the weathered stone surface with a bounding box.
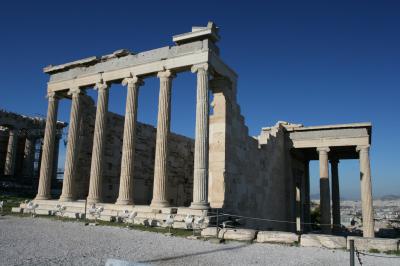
[219,228,257,241]
[347,236,400,252]
[256,231,299,245]
[300,234,323,248]
[300,234,346,249]
[201,227,218,238]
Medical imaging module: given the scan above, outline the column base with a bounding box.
[115,199,134,205]
[190,202,210,210]
[150,199,170,208]
[35,195,51,200]
[59,195,74,202]
[87,197,101,204]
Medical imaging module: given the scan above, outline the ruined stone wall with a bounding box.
[209,84,301,231]
[73,95,194,206]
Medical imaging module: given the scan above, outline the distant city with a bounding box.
[312,195,400,237]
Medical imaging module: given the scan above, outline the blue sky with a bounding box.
[0,1,399,199]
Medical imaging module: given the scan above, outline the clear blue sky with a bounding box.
[0,1,399,199]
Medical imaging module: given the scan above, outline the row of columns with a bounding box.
[316,145,374,237]
[2,128,52,180]
[36,64,212,210]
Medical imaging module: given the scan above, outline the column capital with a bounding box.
[356,145,370,152]
[94,81,109,91]
[191,63,209,73]
[67,87,84,97]
[317,146,330,153]
[46,91,60,100]
[157,70,175,80]
[122,76,144,87]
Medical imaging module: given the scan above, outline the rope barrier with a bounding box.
[357,251,400,259]
[216,212,342,227]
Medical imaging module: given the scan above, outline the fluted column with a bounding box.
[151,70,174,208]
[357,145,375,237]
[317,147,331,234]
[87,82,109,204]
[330,159,341,233]
[22,135,36,178]
[190,63,210,210]
[36,92,59,200]
[60,87,84,202]
[116,77,143,205]
[4,128,18,176]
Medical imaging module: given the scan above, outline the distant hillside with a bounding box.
[309,193,400,201]
[379,195,400,201]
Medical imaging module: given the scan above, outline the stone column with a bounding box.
[357,145,375,237]
[4,128,18,176]
[60,87,84,202]
[304,160,311,232]
[36,92,59,200]
[116,77,143,205]
[190,63,210,210]
[295,184,301,233]
[317,147,331,234]
[52,134,61,182]
[87,82,109,204]
[330,159,341,233]
[22,136,36,178]
[151,70,174,208]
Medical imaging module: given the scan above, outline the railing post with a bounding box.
[349,239,355,266]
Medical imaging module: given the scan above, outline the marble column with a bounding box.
[317,147,331,234]
[190,63,210,210]
[4,128,18,176]
[151,70,174,208]
[116,77,143,205]
[60,87,84,202]
[304,160,311,232]
[36,92,59,200]
[87,82,109,204]
[22,136,36,178]
[330,159,341,233]
[357,145,375,237]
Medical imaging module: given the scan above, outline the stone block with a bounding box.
[11,207,22,213]
[256,231,299,245]
[300,234,346,249]
[300,234,323,248]
[201,227,218,238]
[219,228,257,241]
[347,236,400,252]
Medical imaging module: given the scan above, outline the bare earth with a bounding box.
[0,216,397,266]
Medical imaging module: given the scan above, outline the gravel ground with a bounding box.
[0,216,398,266]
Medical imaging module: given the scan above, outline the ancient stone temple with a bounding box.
[0,110,67,192]
[12,22,375,237]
